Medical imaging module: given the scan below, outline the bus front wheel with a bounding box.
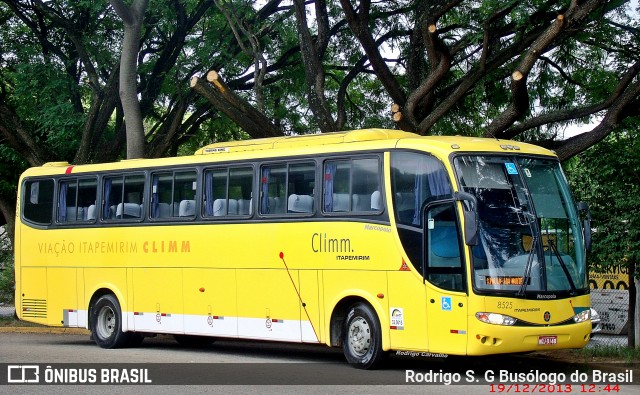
[90,294,133,349]
[342,302,384,369]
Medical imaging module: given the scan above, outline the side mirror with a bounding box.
[577,201,592,252]
[455,191,478,246]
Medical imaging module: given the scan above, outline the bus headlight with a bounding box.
[573,309,591,323]
[476,312,517,326]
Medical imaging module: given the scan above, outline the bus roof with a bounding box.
[194,128,555,158]
[26,129,556,177]
[193,129,417,154]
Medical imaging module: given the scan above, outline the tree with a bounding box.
[335,0,640,161]
[186,1,640,161]
[565,126,640,347]
[1,0,639,244]
[0,0,219,235]
[109,0,149,159]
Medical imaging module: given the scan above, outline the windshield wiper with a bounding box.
[547,239,577,295]
[517,235,537,297]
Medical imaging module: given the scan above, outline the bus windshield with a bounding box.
[454,155,588,295]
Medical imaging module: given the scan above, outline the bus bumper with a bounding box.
[466,320,591,355]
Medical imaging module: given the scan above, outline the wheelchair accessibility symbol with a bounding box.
[505,162,518,175]
[441,296,452,311]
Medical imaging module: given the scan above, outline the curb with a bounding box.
[0,326,90,335]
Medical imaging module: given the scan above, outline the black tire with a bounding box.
[173,334,215,348]
[342,302,385,369]
[90,294,133,349]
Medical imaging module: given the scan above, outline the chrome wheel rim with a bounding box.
[96,305,116,340]
[347,317,371,357]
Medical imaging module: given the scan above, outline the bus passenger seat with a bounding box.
[351,194,362,211]
[64,206,77,221]
[371,190,381,211]
[213,199,226,216]
[116,203,141,218]
[227,199,239,215]
[269,197,284,213]
[288,194,313,213]
[332,193,349,211]
[179,200,196,217]
[87,205,96,220]
[237,199,251,215]
[157,202,171,218]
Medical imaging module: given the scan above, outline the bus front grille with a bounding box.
[21,298,47,318]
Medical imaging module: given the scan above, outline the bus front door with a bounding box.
[424,202,468,355]
[425,287,468,355]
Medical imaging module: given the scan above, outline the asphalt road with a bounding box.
[0,331,638,395]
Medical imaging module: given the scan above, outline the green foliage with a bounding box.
[9,64,85,161]
[0,145,26,197]
[574,345,640,363]
[565,125,640,275]
[176,114,250,157]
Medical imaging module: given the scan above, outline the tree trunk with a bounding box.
[292,0,337,133]
[339,0,406,107]
[109,0,149,159]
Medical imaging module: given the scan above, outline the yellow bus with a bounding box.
[15,129,593,369]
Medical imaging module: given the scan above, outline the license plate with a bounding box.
[538,335,557,345]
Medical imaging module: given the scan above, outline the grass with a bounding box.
[0,315,44,327]
[574,345,640,363]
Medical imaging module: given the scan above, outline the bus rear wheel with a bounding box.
[90,294,134,349]
[342,302,384,369]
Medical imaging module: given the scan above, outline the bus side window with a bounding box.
[151,171,197,219]
[203,167,253,218]
[323,157,381,214]
[58,178,97,222]
[103,174,145,220]
[261,165,286,214]
[58,179,79,222]
[352,158,380,212]
[287,162,315,214]
[79,178,98,221]
[229,167,253,216]
[260,163,314,216]
[23,179,55,225]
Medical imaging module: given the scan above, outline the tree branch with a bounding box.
[485,13,567,138]
[554,78,640,161]
[339,0,406,106]
[190,72,281,138]
[502,59,640,139]
[0,99,51,166]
